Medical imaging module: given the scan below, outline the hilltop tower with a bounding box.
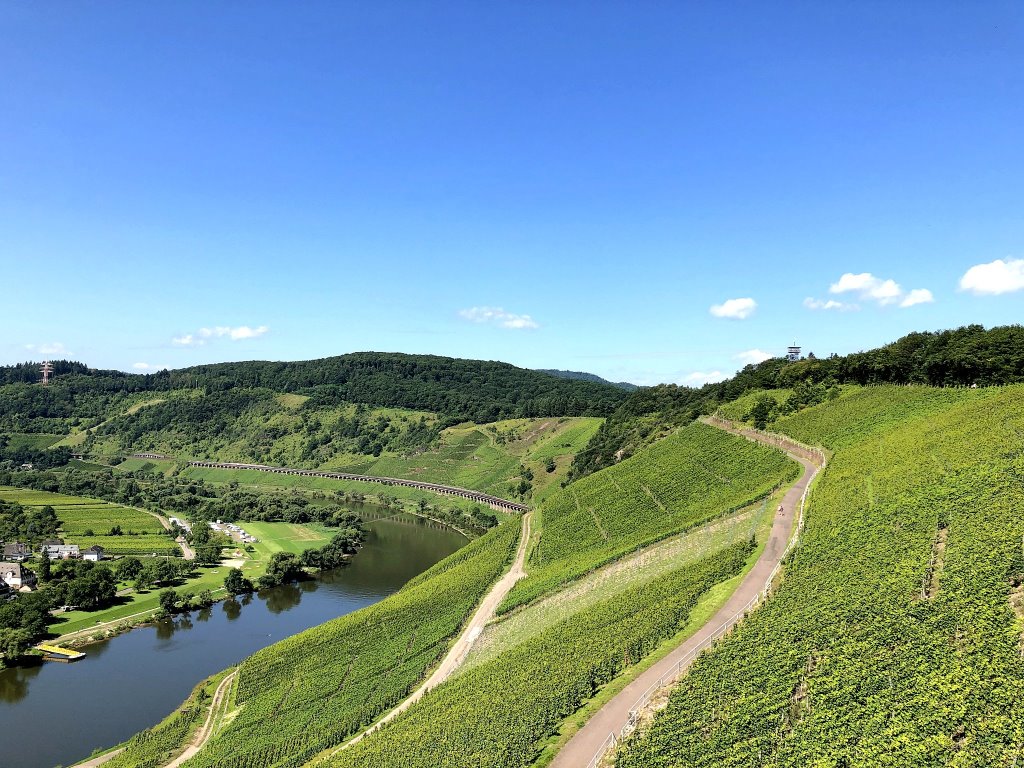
[786,344,801,362]
[40,361,53,385]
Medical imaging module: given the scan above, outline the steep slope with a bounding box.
[502,421,798,612]
[617,386,1024,767]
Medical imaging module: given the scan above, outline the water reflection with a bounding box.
[222,597,241,620]
[0,660,42,704]
[262,583,303,614]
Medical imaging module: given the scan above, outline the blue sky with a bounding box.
[2,2,1022,385]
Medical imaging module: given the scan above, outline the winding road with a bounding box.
[548,419,823,768]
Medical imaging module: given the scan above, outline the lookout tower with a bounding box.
[786,344,801,362]
[40,361,53,386]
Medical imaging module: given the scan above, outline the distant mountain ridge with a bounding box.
[0,352,630,429]
[537,369,639,392]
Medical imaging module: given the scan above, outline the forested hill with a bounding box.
[0,352,628,426]
[571,323,1024,479]
[535,369,639,392]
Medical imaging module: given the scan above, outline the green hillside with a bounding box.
[0,352,628,436]
[617,385,1024,767]
[569,324,1024,480]
[501,421,798,612]
[331,540,756,768]
[131,521,521,768]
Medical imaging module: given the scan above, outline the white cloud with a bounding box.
[199,325,270,340]
[803,297,857,311]
[958,258,1024,295]
[709,297,757,320]
[173,325,269,346]
[899,288,934,307]
[458,307,540,330]
[25,342,69,356]
[824,272,932,309]
[133,362,171,372]
[734,349,773,365]
[680,370,728,386]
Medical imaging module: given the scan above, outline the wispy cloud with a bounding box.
[133,362,172,372]
[803,297,857,311]
[172,325,269,346]
[804,272,933,310]
[458,307,540,330]
[25,342,69,356]
[734,349,773,365]
[959,258,1024,295]
[709,297,757,320]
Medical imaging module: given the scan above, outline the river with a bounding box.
[0,509,466,768]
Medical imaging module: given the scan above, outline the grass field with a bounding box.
[52,566,230,637]
[2,432,64,450]
[114,456,177,474]
[48,519,338,639]
[240,521,335,559]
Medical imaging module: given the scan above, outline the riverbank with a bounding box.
[1,511,468,768]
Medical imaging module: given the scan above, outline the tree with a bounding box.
[158,588,178,615]
[37,555,51,582]
[224,568,253,596]
[0,627,34,661]
[747,395,778,430]
[115,557,143,582]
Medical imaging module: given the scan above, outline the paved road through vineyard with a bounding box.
[550,419,822,768]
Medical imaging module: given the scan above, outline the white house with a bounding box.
[42,542,81,560]
[1,562,37,591]
[83,545,105,562]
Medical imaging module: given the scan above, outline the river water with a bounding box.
[0,509,466,768]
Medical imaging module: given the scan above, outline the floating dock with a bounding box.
[37,644,87,662]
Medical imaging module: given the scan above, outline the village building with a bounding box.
[83,545,105,562]
[1,562,38,591]
[42,542,81,560]
[2,542,31,562]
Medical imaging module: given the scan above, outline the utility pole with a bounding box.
[40,361,54,386]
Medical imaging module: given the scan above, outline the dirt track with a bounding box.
[548,420,822,768]
[334,511,533,752]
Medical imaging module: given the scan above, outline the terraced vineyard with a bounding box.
[616,386,1024,767]
[330,540,756,768]
[0,486,177,556]
[501,421,798,612]
[177,520,521,768]
[328,417,602,502]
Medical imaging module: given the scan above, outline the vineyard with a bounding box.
[177,520,520,768]
[329,540,756,768]
[331,417,602,503]
[616,385,1024,767]
[500,422,797,612]
[0,486,178,556]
